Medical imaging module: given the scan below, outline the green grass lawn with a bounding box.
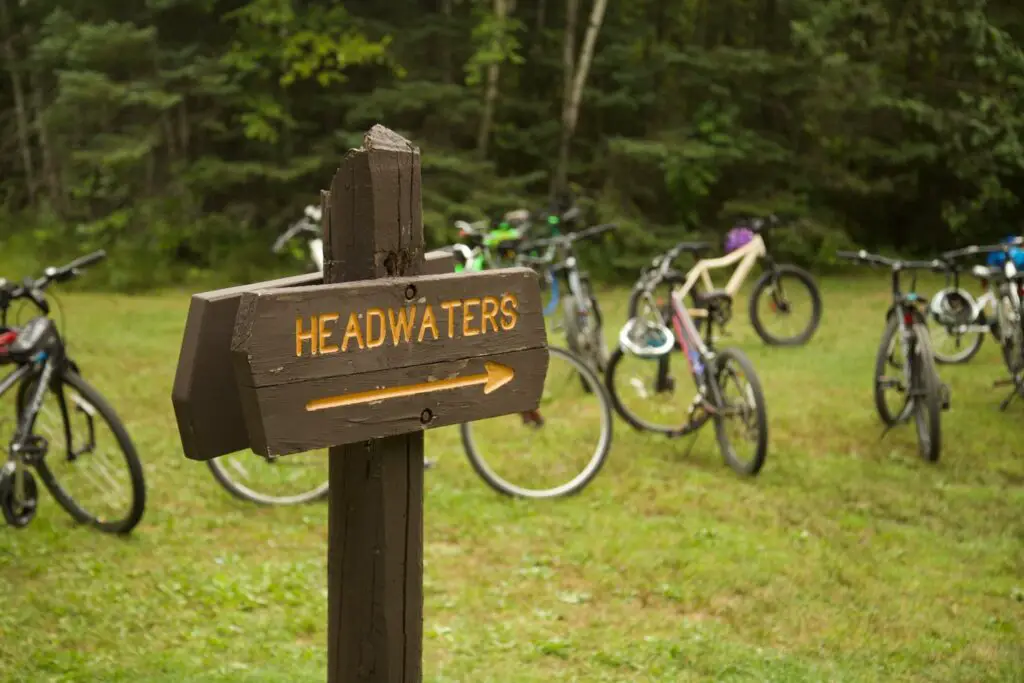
[0,274,1022,682]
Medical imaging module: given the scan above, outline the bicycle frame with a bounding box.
[673,234,767,318]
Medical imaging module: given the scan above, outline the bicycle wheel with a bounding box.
[708,347,768,476]
[928,322,985,364]
[749,265,822,346]
[926,289,984,364]
[910,328,942,462]
[207,450,330,506]
[605,345,694,434]
[873,316,913,427]
[460,346,612,498]
[20,369,145,534]
[997,294,1024,380]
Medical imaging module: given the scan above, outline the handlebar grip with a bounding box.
[66,250,107,272]
[835,250,867,261]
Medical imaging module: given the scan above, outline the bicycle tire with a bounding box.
[23,370,146,534]
[709,347,769,476]
[910,326,942,462]
[207,454,330,506]
[604,345,691,434]
[460,346,612,499]
[873,316,911,427]
[748,265,822,346]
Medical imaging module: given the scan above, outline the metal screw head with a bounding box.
[420,409,432,424]
[405,285,417,300]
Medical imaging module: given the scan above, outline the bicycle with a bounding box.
[0,251,146,532]
[449,213,616,498]
[636,215,822,345]
[272,204,324,272]
[605,241,769,476]
[516,222,617,379]
[928,237,1024,410]
[836,250,950,462]
[926,237,1024,363]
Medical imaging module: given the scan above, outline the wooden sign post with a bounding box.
[171,125,549,682]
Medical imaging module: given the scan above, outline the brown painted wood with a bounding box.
[231,268,545,387]
[171,271,320,461]
[237,346,548,456]
[326,125,425,683]
[171,249,454,462]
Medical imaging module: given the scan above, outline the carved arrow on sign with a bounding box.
[306,362,515,412]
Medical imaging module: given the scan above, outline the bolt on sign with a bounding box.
[231,267,548,455]
[172,250,458,461]
[171,124,548,683]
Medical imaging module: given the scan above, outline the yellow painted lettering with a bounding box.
[462,298,480,337]
[366,308,386,348]
[388,307,416,345]
[500,294,519,331]
[440,300,462,338]
[418,305,439,342]
[341,312,365,351]
[481,296,500,333]
[318,313,340,355]
[296,315,318,357]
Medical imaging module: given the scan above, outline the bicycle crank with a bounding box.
[0,463,39,528]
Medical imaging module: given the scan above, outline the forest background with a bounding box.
[2,0,1024,290]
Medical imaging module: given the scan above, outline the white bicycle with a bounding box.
[272,204,324,272]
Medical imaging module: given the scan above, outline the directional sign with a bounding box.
[230,267,548,456]
[171,249,455,461]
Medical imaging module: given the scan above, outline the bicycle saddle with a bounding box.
[677,241,713,254]
[972,264,1002,280]
[692,289,732,310]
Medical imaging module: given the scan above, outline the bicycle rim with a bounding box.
[460,346,612,498]
[207,450,330,506]
[26,371,146,533]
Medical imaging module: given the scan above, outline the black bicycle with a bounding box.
[836,249,950,462]
[0,252,145,532]
[605,241,769,476]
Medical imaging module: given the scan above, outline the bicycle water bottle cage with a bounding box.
[7,316,57,362]
[619,318,675,358]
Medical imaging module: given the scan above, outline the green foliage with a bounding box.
[3,0,1024,285]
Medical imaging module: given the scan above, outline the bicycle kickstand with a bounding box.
[994,377,1019,412]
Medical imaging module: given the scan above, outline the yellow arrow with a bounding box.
[305,362,516,413]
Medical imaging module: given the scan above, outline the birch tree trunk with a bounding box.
[553,0,608,193]
[476,0,509,157]
[552,0,579,196]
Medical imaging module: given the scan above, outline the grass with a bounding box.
[0,273,1022,682]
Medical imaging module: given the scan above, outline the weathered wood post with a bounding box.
[321,126,427,681]
[171,125,549,682]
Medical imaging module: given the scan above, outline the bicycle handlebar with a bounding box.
[273,219,320,253]
[836,249,946,272]
[520,223,617,252]
[940,236,1024,262]
[0,250,107,316]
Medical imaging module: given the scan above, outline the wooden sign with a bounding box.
[231,268,547,456]
[172,124,550,683]
[172,249,455,461]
